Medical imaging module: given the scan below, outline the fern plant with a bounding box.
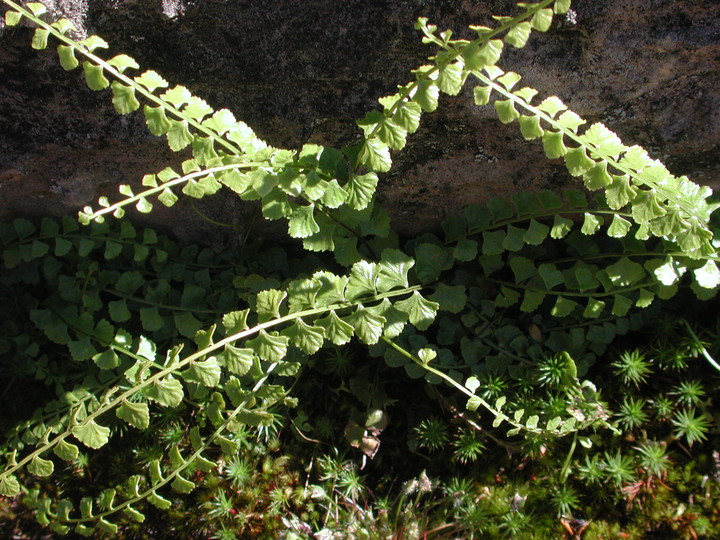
[1,0,718,535]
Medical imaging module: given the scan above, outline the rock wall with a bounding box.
[0,0,718,246]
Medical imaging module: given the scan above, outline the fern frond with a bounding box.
[354,0,564,175]
[469,66,717,259]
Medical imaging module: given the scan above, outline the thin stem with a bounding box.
[682,320,720,373]
[102,288,224,315]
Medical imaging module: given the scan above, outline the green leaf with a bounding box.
[54,440,79,462]
[172,475,195,494]
[93,349,120,370]
[346,306,386,345]
[694,260,720,289]
[583,162,613,190]
[607,215,631,238]
[519,114,543,140]
[282,319,325,354]
[377,118,407,150]
[505,21,532,48]
[107,53,139,73]
[255,289,287,322]
[72,420,110,449]
[377,249,414,292]
[583,298,606,318]
[0,475,21,497]
[316,311,355,345]
[346,172,379,210]
[144,106,173,136]
[116,400,150,429]
[537,96,567,117]
[557,110,586,132]
[605,175,636,210]
[631,190,667,224]
[554,0,571,14]
[542,130,567,159]
[203,109,237,134]
[453,238,478,262]
[31,28,50,50]
[414,243,449,284]
[414,78,439,112]
[394,291,439,331]
[123,505,145,523]
[508,256,536,283]
[482,230,506,255]
[466,396,482,412]
[222,310,249,335]
[430,283,467,313]
[538,263,564,290]
[167,120,194,151]
[520,290,545,312]
[463,39,503,70]
[565,147,595,176]
[612,294,633,316]
[145,376,184,407]
[551,296,579,317]
[82,62,109,90]
[531,8,554,31]
[140,307,165,332]
[345,260,378,300]
[68,338,97,362]
[465,376,481,393]
[358,138,392,172]
[581,213,602,235]
[183,357,222,387]
[634,288,654,308]
[524,219,550,245]
[57,45,79,70]
[605,257,645,287]
[31,240,49,259]
[494,100,519,123]
[147,492,172,510]
[437,61,464,95]
[111,81,140,114]
[393,100,422,133]
[574,263,599,291]
[582,123,625,158]
[550,215,573,239]
[183,96,213,121]
[28,456,54,477]
[108,299,131,322]
[134,70,168,92]
[513,87,538,103]
[321,180,349,208]
[474,85,492,106]
[173,311,203,339]
[5,10,22,26]
[158,187,179,207]
[288,205,320,238]
[503,225,526,251]
[246,330,289,362]
[220,345,253,375]
[219,169,251,195]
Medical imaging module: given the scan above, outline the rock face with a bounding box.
[0,0,718,245]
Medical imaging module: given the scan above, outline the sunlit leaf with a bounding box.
[72,420,110,449]
[116,400,150,429]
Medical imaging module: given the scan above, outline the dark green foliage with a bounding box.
[1,0,720,537]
